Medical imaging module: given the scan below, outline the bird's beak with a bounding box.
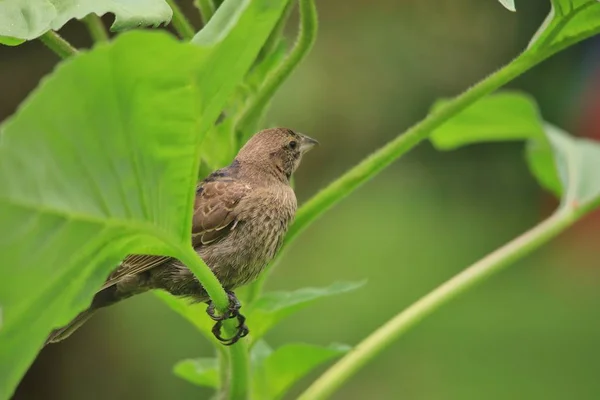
[298,133,319,154]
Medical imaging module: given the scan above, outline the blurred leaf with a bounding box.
[253,343,351,400]
[430,92,544,149]
[0,0,291,393]
[430,91,600,211]
[174,358,220,388]
[154,291,217,343]
[246,281,366,340]
[497,0,516,12]
[529,1,600,50]
[0,0,172,41]
[537,124,600,211]
[251,339,274,366]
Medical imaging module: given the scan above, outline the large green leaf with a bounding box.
[528,1,600,51]
[430,92,600,212]
[246,281,366,340]
[0,0,172,42]
[0,32,204,398]
[253,343,350,400]
[0,0,291,394]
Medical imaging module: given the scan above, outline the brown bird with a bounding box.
[46,127,318,345]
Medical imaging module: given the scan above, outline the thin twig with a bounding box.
[39,31,78,59]
[166,0,196,41]
[83,14,109,43]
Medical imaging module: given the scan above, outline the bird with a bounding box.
[46,127,318,346]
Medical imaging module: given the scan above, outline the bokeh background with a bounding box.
[4,0,600,399]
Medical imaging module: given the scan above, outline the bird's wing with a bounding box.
[191,179,251,246]
[99,178,250,292]
[99,254,172,291]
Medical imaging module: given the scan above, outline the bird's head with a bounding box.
[236,127,318,182]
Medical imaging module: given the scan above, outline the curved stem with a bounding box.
[286,50,552,244]
[39,31,78,59]
[83,14,109,43]
[234,0,317,145]
[166,0,196,41]
[177,245,229,309]
[195,0,216,25]
[298,210,577,400]
[176,245,249,399]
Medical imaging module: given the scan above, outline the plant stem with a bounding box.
[234,0,317,146]
[253,50,551,293]
[286,51,552,245]
[178,245,229,310]
[195,0,216,25]
[227,341,250,400]
[177,245,249,399]
[166,0,196,41]
[298,209,577,400]
[83,14,109,43]
[39,31,78,59]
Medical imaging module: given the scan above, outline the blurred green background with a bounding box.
[4,0,600,399]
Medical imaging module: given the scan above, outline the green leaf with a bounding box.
[0,36,25,46]
[0,31,204,398]
[497,0,516,12]
[253,343,351,400]
[528,1,600,51]
[430,92,544,149]
[0,0,172,41]
[246,281,366,340]
[537,124,600,212]
[174,358,220,388]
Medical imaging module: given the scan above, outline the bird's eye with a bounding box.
[288,140,298,150]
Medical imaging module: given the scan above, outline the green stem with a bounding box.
[252,50,551,294]
[178,245,229,309]
[194,0,216,25]
[228,341,250,400]
[286,51,551,244]
[177,245,249,400]
[234,0,317,145]
[38,31,78,59]
[166,0,196,41]
[83,14,109,43]
[298,209,577,400]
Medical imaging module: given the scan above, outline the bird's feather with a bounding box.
[99,174,251,292]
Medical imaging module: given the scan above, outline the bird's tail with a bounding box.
[45,308,97,346]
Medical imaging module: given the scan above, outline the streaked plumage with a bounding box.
[46,127,317,344]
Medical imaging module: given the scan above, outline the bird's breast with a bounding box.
[200,185,297,289]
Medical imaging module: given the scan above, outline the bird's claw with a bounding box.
[206,291,248,346]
